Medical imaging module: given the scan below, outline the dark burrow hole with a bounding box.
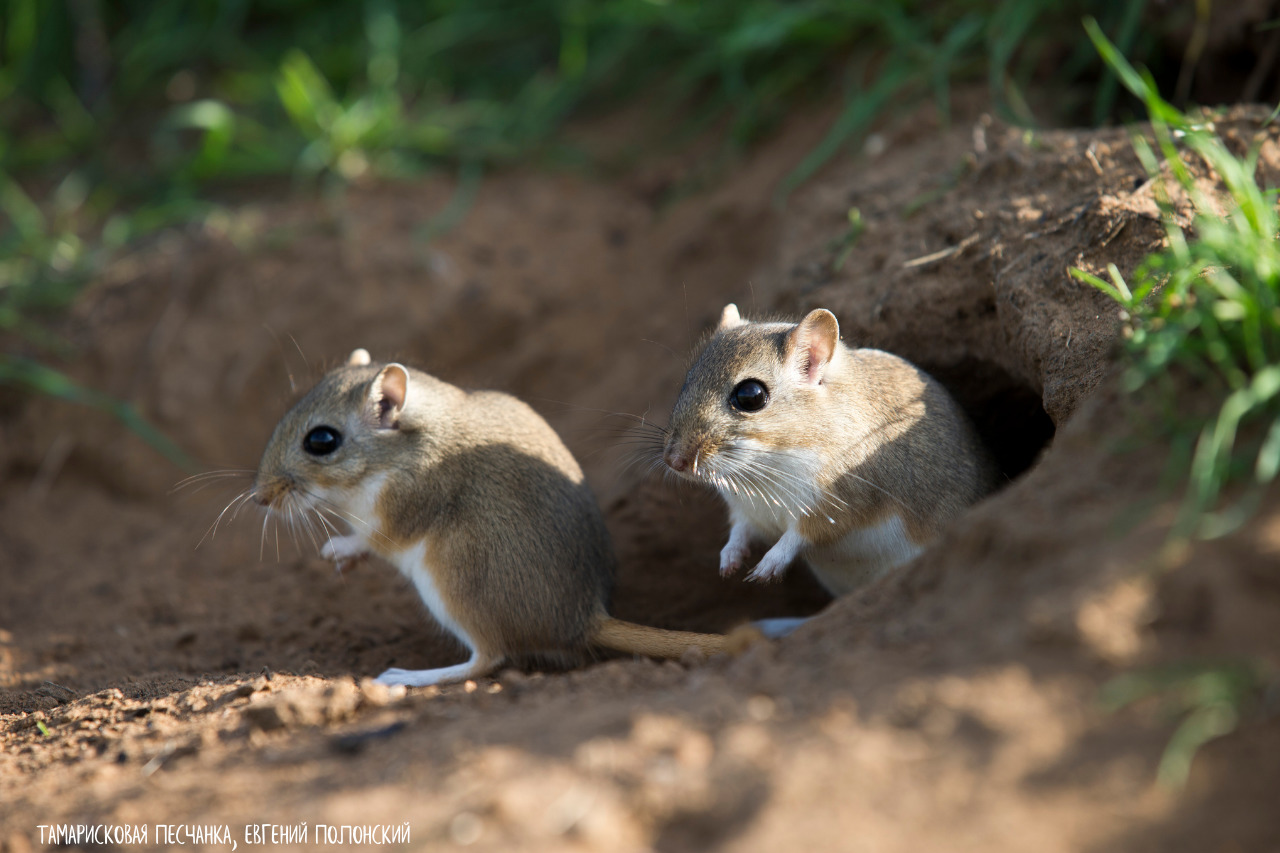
[925,357,1057,482]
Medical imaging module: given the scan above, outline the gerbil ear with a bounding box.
[366,364,409,429]
[718,303,744,330]
[348,348,371,366]
[786,309,840,387]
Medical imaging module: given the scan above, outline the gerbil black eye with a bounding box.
[731,379,769,413]
[303,426,343,456]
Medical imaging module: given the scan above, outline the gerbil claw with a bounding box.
[745,560,787,584]
[719,556,744,577]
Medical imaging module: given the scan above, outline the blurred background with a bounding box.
[2,0,1278,376]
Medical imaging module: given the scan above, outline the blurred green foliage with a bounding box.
[0,0,1170,318]
[4,2,1168,178]
[1101,660,1269,789]
[0,0,1189,458]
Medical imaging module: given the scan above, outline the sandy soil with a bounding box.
[2,100,1278,852]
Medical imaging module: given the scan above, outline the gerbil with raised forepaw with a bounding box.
[662,305,998,629]
[252,348,750,687]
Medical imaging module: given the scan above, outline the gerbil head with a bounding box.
[252,348,411,518]
[663,304,842,486]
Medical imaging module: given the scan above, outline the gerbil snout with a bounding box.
[662,434,713,478]
[251,475,290,508]
[663,446,691,473]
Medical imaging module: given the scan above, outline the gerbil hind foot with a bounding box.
[374,653,500,688]
[752,617,810,639]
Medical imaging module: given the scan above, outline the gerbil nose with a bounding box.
[664,448,689,473]
[251,480,279,507]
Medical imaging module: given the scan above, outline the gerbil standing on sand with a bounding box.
[662,305,998,627]
[251,349,747,687]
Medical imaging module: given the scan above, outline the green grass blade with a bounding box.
[0,355,195,471]
[777,58,913,200]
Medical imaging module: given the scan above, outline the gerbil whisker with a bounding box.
[749,464,813,512]
[309,494,394,550]
[728,447,845,516]
[284,502,295,551]
[643,456,669,481]
[287,333,311,379]
[294,498,318,550]
[314,503,354,531]
[320,504,383,544]
[171,470,255,497]
[284,502,302,556]
[228,490,257,522]
[617,449,659,480]
[639,337,681,360]
[751,443,902,511]
[173,469,255,483]
[198,488,251,549]
[605,435,670,449]
[310,505,337,548]
[311,507,339,536]
[843,472,906,508]
[259,512,269,561]
[312,509,340,551]
[721,453,820,519]
[264,324,298,394]
[174,468,255,484]
[603,418,670,436]
[530,399,670,435]
[297,504,322,554]
[752,440,855,502]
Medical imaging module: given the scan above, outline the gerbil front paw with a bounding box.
[321,535,368,574]
[719,540,751,577]
[745,551,791,584]
[321,535,368,565]
[744,530,804,584]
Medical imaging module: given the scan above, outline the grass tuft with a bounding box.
[1074,19,1280,545]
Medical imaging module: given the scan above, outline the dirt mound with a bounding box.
[2,101,1278,851]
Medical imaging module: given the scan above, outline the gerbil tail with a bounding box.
[588,615,763,660]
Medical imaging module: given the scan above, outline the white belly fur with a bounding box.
[724,478,921,597]
[389,540,477,655]
[731,492,797,540]
[320,473,478,655]
[724,440,826,535]
[806,514,921,596]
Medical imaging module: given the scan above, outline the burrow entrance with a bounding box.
[925,357,1058,483]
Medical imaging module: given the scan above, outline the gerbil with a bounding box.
[663,305,998,619]
[253,348,747,687]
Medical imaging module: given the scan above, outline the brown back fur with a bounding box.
[666,314,999,547]
[255,363,614,661]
